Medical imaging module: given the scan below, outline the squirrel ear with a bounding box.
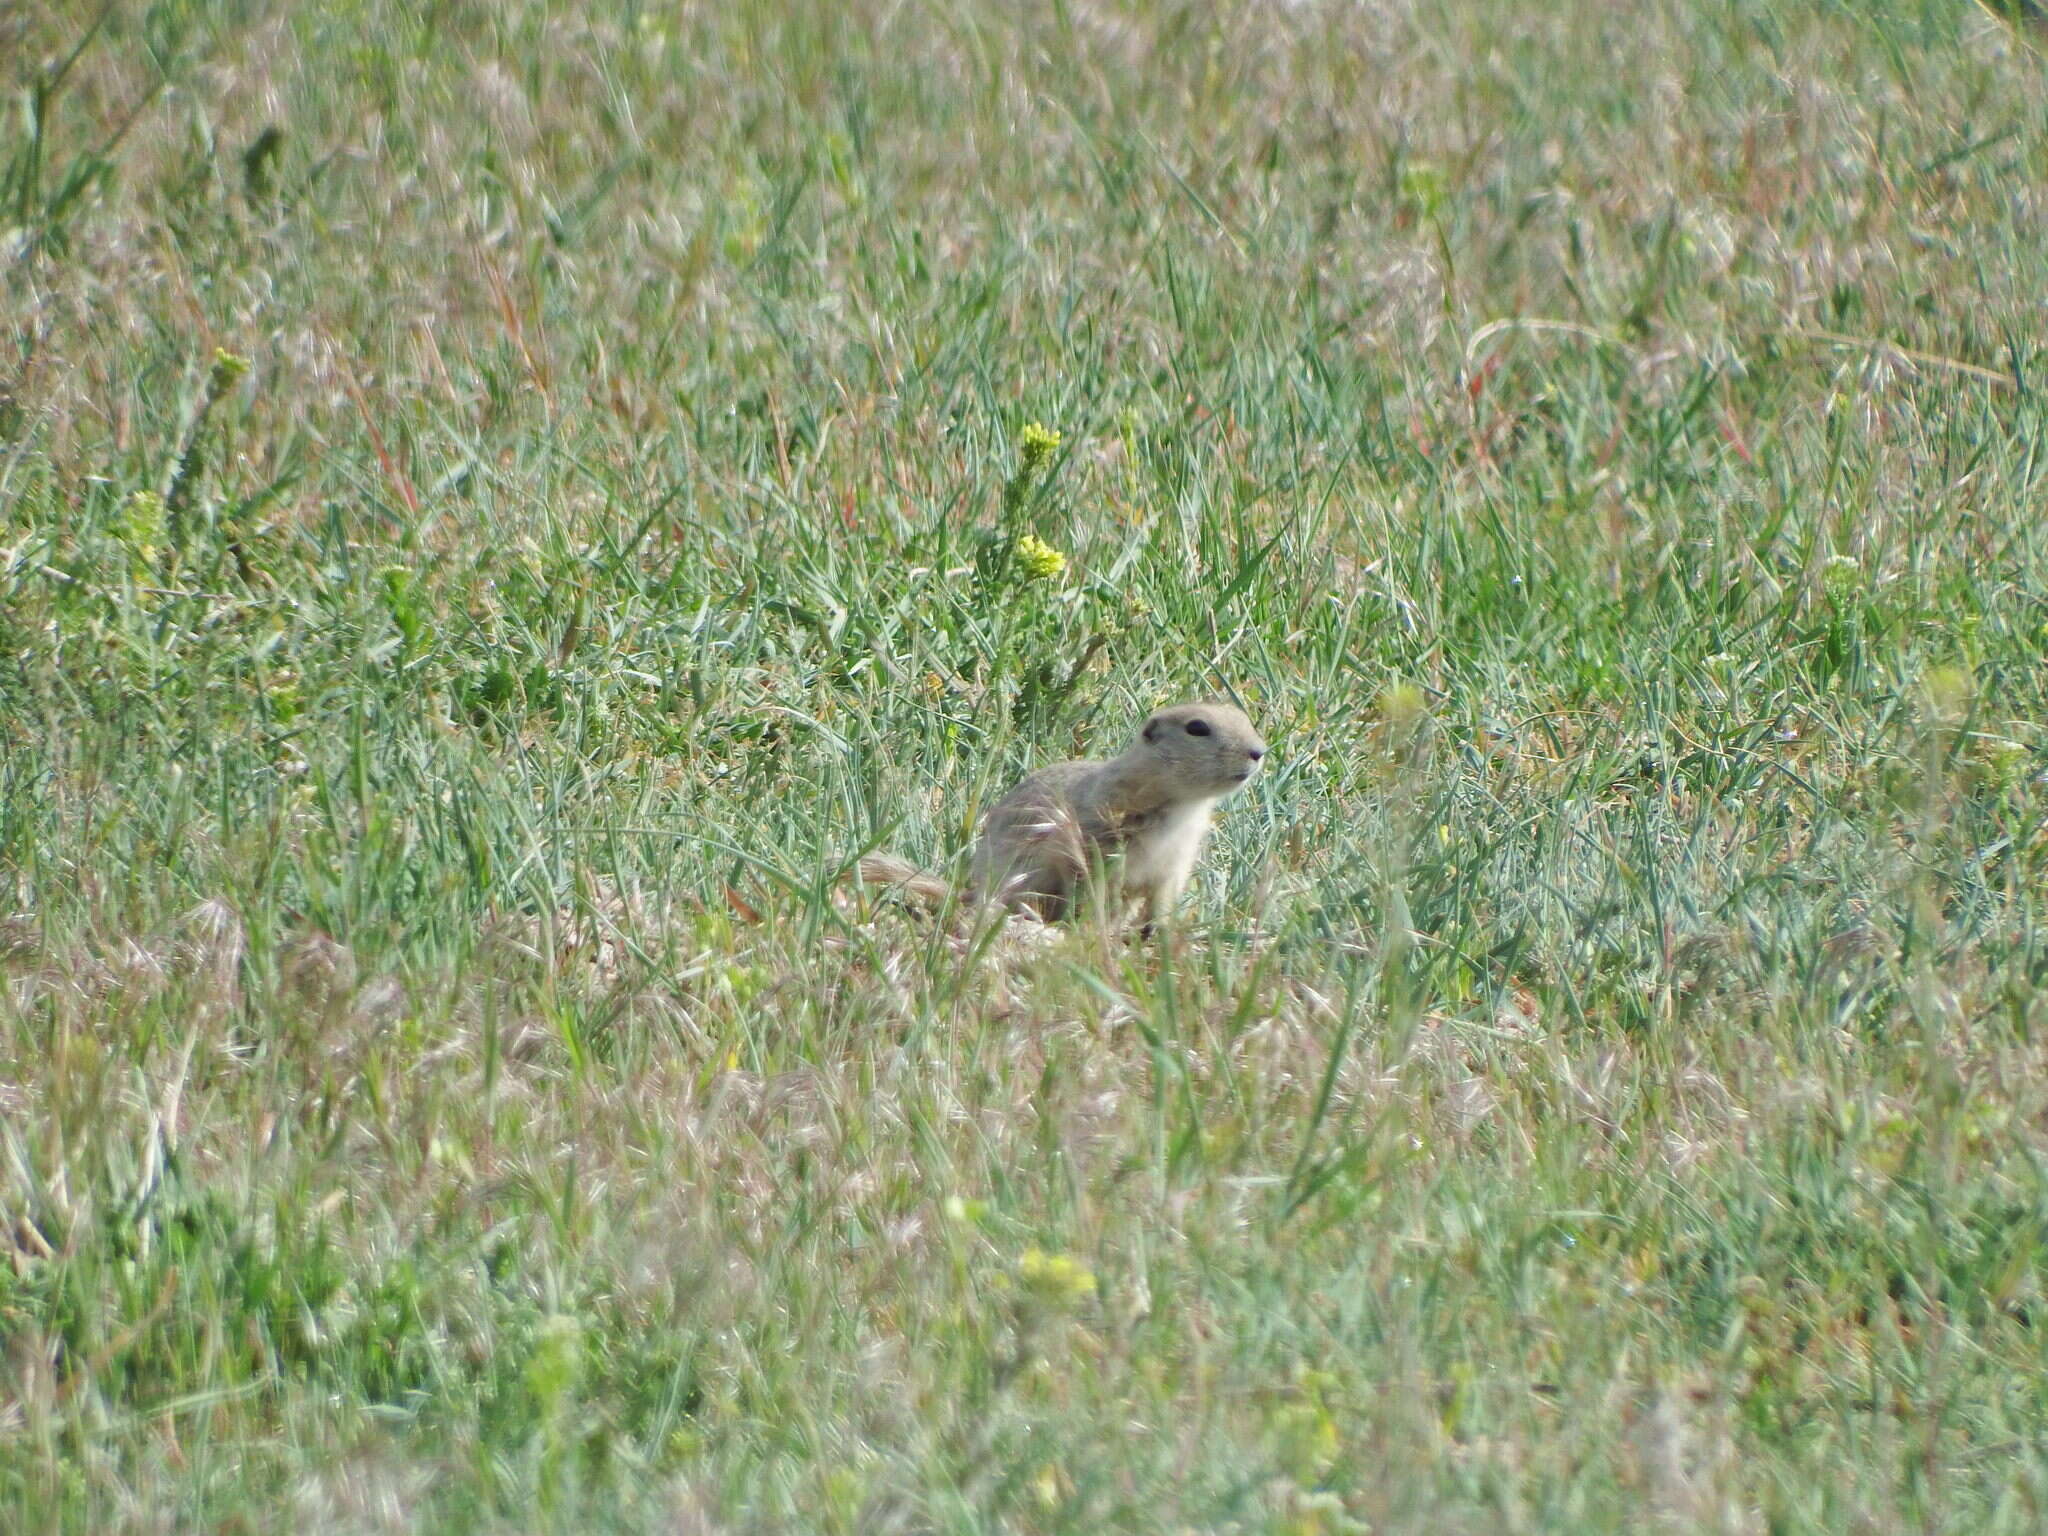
[1142,718,1160,743]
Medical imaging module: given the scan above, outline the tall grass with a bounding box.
[5,0,2048,1530]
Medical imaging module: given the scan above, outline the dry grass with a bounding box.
[7,0,2048,1531]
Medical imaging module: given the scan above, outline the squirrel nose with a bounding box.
[1246,747,1264,762]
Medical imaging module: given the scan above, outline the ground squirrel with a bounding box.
[859,701,1266,927]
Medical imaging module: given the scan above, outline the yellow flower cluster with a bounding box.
[1016,1247,1095,1305]
[1013,533,1067,580]
[1018,420,1062,474]
[209,348,252,396]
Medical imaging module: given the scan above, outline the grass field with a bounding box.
[6,0,2048,1530]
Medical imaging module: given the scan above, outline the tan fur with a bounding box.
[857,701,1266,928]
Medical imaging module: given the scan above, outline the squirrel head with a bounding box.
[1133,702,1266,796]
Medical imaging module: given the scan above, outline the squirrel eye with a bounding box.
[1184,719,1212,737]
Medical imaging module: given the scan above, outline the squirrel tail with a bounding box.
[855,853,955,907]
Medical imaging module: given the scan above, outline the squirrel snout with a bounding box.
[1246,747,1264,762]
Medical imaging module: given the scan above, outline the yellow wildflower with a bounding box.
[208,348,251,395]
[1018,421,1062,474]
[1017,1248,1095,1305]
[1014,533,1067,580]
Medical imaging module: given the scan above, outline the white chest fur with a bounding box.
[1119,798,1219,911]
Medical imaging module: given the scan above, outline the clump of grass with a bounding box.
[5,0,2048,1531]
